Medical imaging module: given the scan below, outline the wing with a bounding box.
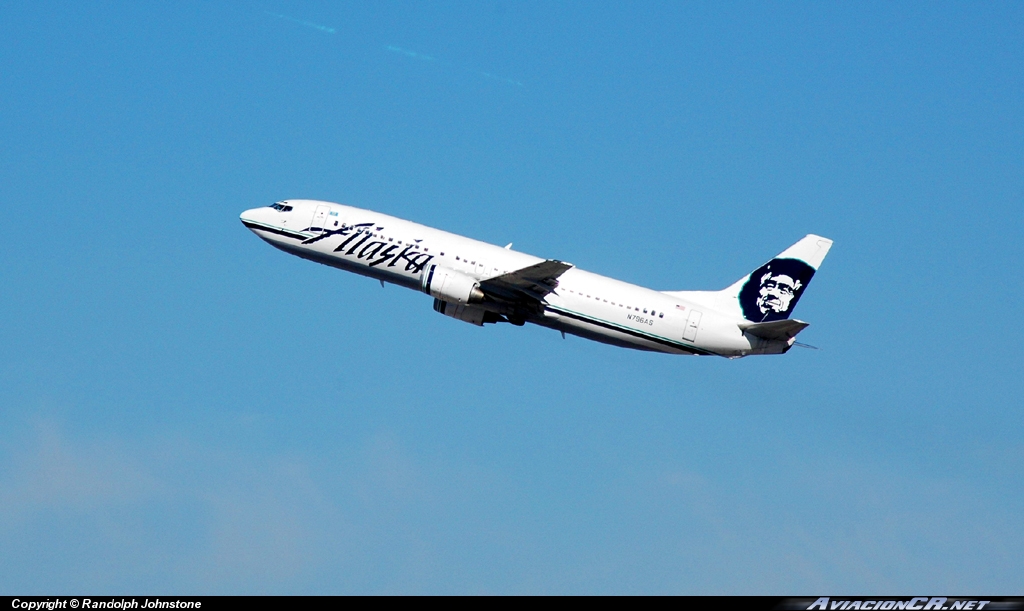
[478,260,573,304]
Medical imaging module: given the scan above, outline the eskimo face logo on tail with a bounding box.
[739,258,815,322]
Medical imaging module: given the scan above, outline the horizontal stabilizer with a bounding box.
[738,319,809,341]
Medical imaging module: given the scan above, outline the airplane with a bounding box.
[240,200,832,357]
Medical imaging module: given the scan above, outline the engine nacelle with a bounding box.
[421,265,484,305]
[433,298,501,326]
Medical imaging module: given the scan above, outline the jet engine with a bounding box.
[433,298,502,326]
[421,265,484,304]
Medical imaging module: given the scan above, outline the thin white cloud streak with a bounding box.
[480,71,524,88]
[386,46,436,62]
[265,11,336,35]
[386,45,525,88]
[264,11,523,88]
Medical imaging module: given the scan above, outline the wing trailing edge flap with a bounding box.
[479,260,573,304]
[738,319,810,341]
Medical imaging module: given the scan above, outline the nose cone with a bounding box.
[240,207,259,223]
[240,206,269,231]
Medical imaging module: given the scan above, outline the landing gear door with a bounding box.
[682,310,702,342]
[310,205,331,234]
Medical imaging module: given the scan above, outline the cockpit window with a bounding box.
[270,203,293,212]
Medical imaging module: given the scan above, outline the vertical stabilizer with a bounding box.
[664,235,833,322]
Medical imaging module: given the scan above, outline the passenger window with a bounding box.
[643,309,648,314]
[659,313,664,318]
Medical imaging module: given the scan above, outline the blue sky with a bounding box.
[1,0,1021,594]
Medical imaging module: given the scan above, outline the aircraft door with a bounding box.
[310,205,331,233]
[682,310,702,342]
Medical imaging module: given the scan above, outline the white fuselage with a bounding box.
[241,200,788,357]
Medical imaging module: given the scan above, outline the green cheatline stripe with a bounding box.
[545,305,715,355]
[242,220,311,241]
